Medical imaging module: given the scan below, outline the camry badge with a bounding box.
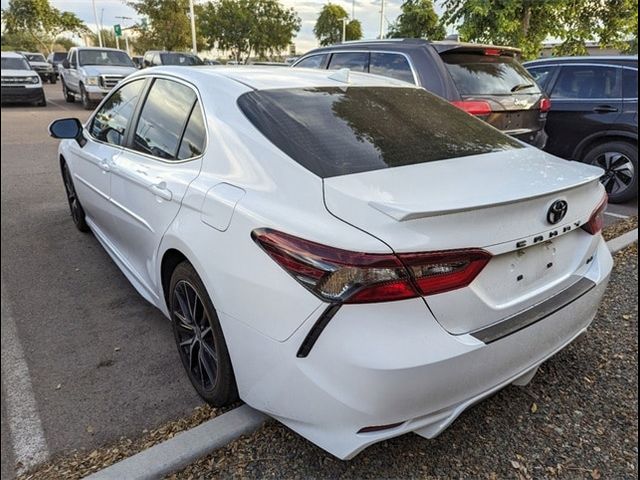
[547,200,568,225]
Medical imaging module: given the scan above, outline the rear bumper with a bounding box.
[1,86,44,103]
[511,128,547,149]
[222,237,612,459]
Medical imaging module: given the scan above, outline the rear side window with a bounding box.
[442,53,541,95]
[552,66,621,99]
[132,79,197,160]
[527,66,556,91]
[328,52,368,72]
[177,104,206,159]
[295,54,326,69]
[90,79,146,146]
[622,68,638,99]
[238,87,522,178]
[369,53,414,84]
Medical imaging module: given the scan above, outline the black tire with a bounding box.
[584,141,638,203]
[62,81,75,103]
[170,262,239,407]
[79,84,92,110]
[49,74,57,85]
[61,161,90,232]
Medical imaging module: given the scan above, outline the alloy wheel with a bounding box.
[594,151,635,196]
[172,280,218,392]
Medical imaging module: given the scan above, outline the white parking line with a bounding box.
[604,211,630,219]
[46,98,76,111]
[1,280,49,475]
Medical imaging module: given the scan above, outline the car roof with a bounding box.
[73,46,125,52]
[134,65,417,91]
[2,51,26,58]
[524,55,638,66]
[300,38,520,55]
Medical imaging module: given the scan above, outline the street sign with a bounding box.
[114,24,122,37]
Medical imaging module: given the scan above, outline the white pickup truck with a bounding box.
[60,47,138,109]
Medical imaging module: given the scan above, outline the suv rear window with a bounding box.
[238,87,522,178]
[442,53,541,95]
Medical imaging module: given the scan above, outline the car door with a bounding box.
[67,50,80,90]
[544,64,623,159]
[108,77,206,297]
[69,78,147,232]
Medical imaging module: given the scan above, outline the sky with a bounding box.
[0,0,450,55]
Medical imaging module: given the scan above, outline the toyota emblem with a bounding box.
[547,200,568,225]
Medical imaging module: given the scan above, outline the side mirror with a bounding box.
[62,59,70,69]
[49,118,86,146]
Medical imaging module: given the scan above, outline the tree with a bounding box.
[441,0,638,60]
[128,0,195,51]
[388,0,445,40]
[199,0,300,63]
[313,4,362,46]
[2,0,87,54]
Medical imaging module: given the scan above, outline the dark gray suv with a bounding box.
[293,39,550,148]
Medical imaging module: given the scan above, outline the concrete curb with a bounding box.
[85,405,267,480]
[84,228,639,480]
[608,228,638,254]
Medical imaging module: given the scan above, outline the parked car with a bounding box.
[47,51,68,79]
[524,56,638,203]
[293,39,550,148]
[142,51,204,67]
[49,66,611,460]
[1,51,46,106]
[20,52,56,84]
[60,47,138,110]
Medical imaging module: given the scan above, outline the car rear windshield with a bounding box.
[160,53,203,65]
[52,52,67,61]
[442,53,541,95]
[79,50,134,67]
[1,57,30,70]
[237,87,523,178]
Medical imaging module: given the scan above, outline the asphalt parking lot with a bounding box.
[1,83,638,479]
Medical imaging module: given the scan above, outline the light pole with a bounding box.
[92,0,103,47]
[378,0,385,39]
[189,0,198,55]
[342,18,347,43]
[116,16,133,55]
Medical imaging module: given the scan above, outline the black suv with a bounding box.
[142,51,204,68]
[524,56,638,203]
[293,39,550,148]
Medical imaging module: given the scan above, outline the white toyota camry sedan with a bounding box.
[49,66,612,459]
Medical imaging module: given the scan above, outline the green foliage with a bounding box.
[441,0,638,60]
[313,3,362,46]
[199,0,300,62]
[128,0,196,51]
[2,0,87,54]
[387,0,445,40]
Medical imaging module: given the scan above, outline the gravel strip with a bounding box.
[603,216,638,242]
[170,245,638,480]
[17,404,238,480]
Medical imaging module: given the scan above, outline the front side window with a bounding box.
[160,53,203,66]
[132,79,197,160]
[294,54,326,69]
[369,53,414,84]
[552,65,621,99]
[328,52,368,72]
[238,87,522,178]
[79,49,134,67]
[442,53,541,95]
[622,68,638,99]
[90,79,146,146]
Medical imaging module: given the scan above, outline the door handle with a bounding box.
[98,158,111,171]
[593,105,618,113]
[149,182,173,201]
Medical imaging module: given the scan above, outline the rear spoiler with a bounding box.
[431,41,521,57]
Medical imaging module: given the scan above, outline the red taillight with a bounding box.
[451,100,492,116]
[252,228,491,303]
[539,97,551,113]
[581,194,608,235]
[484,48,501,56]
